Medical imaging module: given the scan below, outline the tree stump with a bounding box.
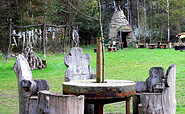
[37,91,84,114]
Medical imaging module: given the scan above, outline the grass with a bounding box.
[0,46,185,113]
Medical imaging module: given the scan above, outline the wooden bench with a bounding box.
[147,44,157,49]
[135,41,145,48]
[108,47,117,52]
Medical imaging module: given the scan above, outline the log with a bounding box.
[37,91,84,114]
[13,54,36,114]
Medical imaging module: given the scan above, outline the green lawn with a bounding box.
[0,46,185,113]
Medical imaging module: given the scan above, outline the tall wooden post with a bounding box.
[96,37,102,83]
[63,24,67,54]
[71,26,74,48]
[6,19,12,62]
[42,22,46,58]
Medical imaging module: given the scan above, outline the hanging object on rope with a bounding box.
[12,30,18,47]
[60,28,64,42]
[72,28,80,47]
[56,28,59,42]
[22,32,26,51]
[52,28,56,40]
[28,31,32,46]
[34,29,38,45]
[39,29,42,46]
[26,30,29,46]
[31,30,35,45]
[48,27,52,35]
[17,31,22,46]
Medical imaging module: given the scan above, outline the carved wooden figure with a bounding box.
[64,47,96,82]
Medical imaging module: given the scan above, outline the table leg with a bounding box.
[94,103,103,114]
[126,97,131,114]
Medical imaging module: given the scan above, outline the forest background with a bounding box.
[0,0,185,54]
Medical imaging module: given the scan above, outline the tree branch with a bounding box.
[67,1,98,21]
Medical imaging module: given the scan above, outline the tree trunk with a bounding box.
[167,0,170,41]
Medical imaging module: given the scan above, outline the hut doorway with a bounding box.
[122,32,128,48]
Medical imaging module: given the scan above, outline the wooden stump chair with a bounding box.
[14,55,85,114]
[64,47,96,113]
[13,54,50,114]
[133,64,176,114]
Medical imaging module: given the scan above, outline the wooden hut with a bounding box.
[109,0,136,48]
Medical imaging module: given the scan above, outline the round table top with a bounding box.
[63,79,136,100]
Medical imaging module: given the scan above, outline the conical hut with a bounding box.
[109,0,136,48]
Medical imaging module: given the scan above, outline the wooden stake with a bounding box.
[42,22,46,58]
[6,19,12,62]
[96,37,102,83]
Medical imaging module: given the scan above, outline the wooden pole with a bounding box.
[63,24,67,54]
[6,19,12,62]
[98,0,105,83]
[71,26,73,48]
[96,37,102,83]
[42,22,46,58]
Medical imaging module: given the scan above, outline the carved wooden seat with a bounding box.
[64,47,96,113]
[13,54,50,114]
[14,54,85,114]
[64,47,96,82]
[133,65,176,114]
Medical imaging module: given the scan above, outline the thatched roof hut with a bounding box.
[109,6,136,48]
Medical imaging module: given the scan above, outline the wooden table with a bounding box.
[157,41,170,49]
[148,44,157,49]
[63,79,136,114]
